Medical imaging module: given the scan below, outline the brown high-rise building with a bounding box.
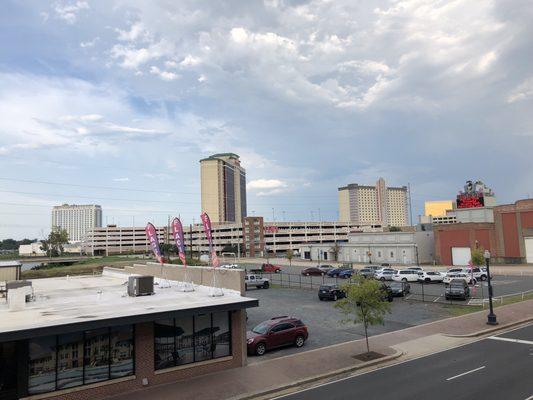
[200,153,247,223]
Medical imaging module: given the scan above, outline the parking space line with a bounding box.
[524,395,533,400]
[488,337,533,345]
[446,366,485,381]
[433,296,441,302]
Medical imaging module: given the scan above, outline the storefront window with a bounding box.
[28,336,56,395]
[212,312,231,358]
[0,341,17,398]
[57,332,84,389]
[154,312,232,371]
[154,319,176,370]
[175,317,194,365]
[84,328,110,384]
[110,325,134,378]
[194,314,212,362]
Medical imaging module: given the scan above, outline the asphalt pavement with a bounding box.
[275,323,533,400]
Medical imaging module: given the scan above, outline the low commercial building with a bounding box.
[434,199,533,265]
[18,242,46,257]
[0,261,21,282]
[299,231,435,265]
[0,264,257,400]
[82,219,383,257]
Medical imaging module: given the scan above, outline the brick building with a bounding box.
[0,265,257,400]
[434,199,533,265]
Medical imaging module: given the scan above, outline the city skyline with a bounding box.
[1,1,532,239]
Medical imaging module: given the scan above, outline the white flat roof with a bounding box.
[0,269,257,340]
[0,261,21,268]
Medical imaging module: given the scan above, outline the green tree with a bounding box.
[471,246,485,266]
[286,249,294,268]
[388,226,402,232]
[160,244,178,260]
[40,228,69,257]
[330,242,341,261]
[335,276,391,353]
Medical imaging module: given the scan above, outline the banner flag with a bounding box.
[145,223,164,264]
[200,212,220,268]
[171,217,187,266]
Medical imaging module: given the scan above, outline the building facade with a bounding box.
[433,199,533,265]
[338,178,409,227]
[82,220,383,257]
[200,153,247,223]
[298,231,434,265]
[51,204,102,242]
[0,265,257,400]
[424,200,454,218]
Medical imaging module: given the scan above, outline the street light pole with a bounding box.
[484,250,498,325]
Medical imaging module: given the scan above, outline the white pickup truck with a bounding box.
[244,274,270,290]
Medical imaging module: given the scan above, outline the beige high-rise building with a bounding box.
[338,178,409,226]
[51,204,102,242]
[200,153,247,223]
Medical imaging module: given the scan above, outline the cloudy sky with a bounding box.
[1,0,532,239]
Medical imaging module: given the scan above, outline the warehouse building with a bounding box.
[0,264,257,400]
[434,199,533,265]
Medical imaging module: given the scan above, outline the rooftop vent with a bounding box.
[127,276,154,297]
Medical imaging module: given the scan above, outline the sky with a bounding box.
[0,0,532,240]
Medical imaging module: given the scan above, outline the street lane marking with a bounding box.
[488,336,533,345]
[524,396,533,400]
[446,366,485,381]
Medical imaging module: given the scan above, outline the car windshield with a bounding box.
[252,322,271,334]
[390,282,403,288]
[319,285,333,290]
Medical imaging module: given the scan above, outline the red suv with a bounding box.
[247,316,308,356]
[262,263,282,273]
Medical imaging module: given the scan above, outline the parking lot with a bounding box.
[244,272,533,362]
[245,286,451,363]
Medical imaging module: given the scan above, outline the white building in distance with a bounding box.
[51,204,102,242]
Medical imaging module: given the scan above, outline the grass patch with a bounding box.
[21,255,204,279]
[443,305,483,317]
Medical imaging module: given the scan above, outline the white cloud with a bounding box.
[112,177,130,182]
[507,77,533,103]
[116,22,149,43]
[53,1,89,24]
[247,179,287,190]
[149,66,179,81]
[80,37,99,48]
[180,55,201,67]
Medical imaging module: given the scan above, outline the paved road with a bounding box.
[276,324,533,400]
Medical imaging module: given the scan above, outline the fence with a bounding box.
[248,270,533,307]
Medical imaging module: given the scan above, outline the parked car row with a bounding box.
[318,283,394,302]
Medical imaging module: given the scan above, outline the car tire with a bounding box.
[380,277,385,281]
[402,278,407,282]
[481,275,487,281]
[263,282,270,289]
[425,278,431,283]
[319,297,324,301]
[255,342,266,356]
[333,294,338,301]
[295,335,305,348]
[245,284,248,291]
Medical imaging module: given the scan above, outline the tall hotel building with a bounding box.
[51,204,102,242]
[338,178,409,227]
[200,153,247,223]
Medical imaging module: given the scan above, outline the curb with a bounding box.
[444,316,533,338]
[232,349,403,400]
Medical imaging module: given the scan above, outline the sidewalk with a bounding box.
[108,299,533,400]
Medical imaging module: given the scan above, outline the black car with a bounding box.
[380,284,394,302]
[388,281,410,297]
[445,279,470,300]
[318,284,346,301]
